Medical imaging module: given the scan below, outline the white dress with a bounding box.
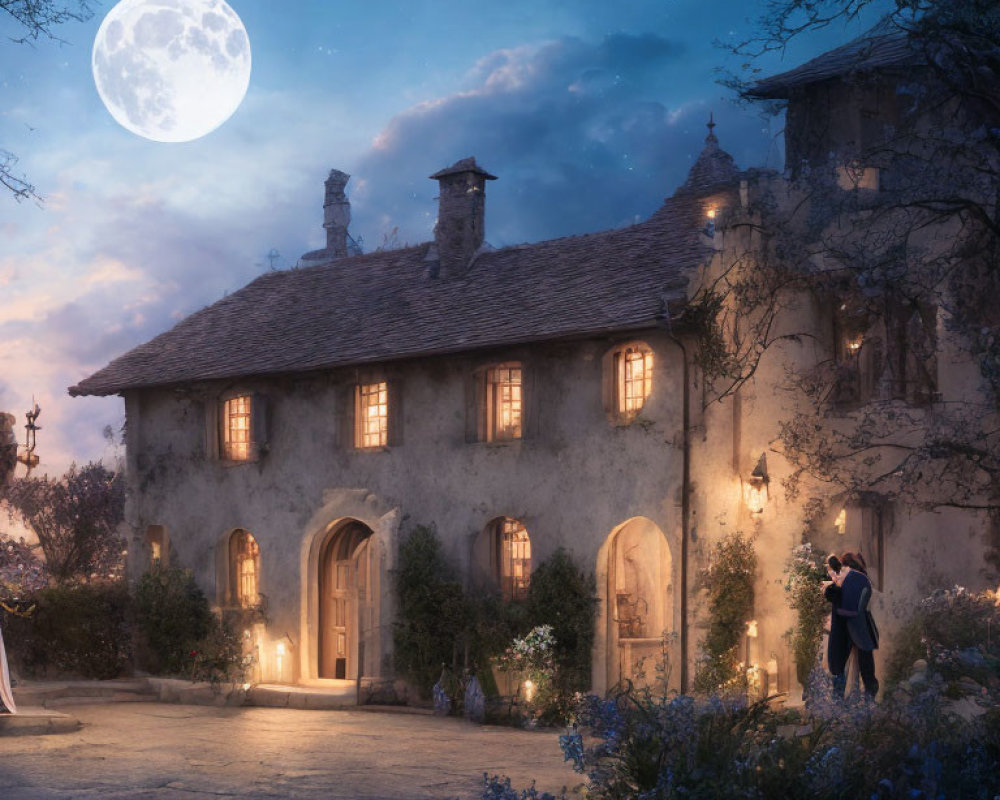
[0,623,16,714]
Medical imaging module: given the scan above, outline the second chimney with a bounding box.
[430,157,496,278]
[323,169,352,259]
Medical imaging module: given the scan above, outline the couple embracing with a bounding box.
[822,551,879,700]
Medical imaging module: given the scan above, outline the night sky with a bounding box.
[0,0,892,473]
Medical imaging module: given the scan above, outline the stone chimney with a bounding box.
[323,169,351,259]
[429,157,496,278]
[301,169,353,265]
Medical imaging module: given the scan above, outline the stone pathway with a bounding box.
[0,702,582,799]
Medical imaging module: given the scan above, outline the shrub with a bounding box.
[525,547,598,696]
[783,543,830,686]
[134,565,213,674]
[884,585,1000,692]
[694,531,756,694]
[189,613,257,689]
[3,580,132,679]
[392,525,468,697]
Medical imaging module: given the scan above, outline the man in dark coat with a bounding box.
[823,552,879,699]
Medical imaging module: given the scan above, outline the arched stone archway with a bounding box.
[300,490,400,684]
[318,519,374,680]
[595,517,675,693]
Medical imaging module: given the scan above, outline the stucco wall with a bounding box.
[123,332,687,686]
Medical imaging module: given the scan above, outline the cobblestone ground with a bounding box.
[0,704,582,799]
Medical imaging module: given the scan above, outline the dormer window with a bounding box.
[355,381,389,448]
[478,364,522,442]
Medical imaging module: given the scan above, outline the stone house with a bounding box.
[70,21,997,697]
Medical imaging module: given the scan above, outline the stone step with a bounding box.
[13,678,157,708]
[0,707,81,736]
[246,683,357,710]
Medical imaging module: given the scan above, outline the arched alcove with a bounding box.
[596,516,675,693]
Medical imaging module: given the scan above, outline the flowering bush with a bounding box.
[885,585,1000,700]
[492,677,1000,800]
[496,625,557,721]
[783,543,830,685]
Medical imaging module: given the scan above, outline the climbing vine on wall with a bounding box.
[694,530,757,694]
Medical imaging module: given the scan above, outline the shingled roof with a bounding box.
[69,191,715,397]
[748,16,923,99]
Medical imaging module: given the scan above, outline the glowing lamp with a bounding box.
[744,453,769,514]
[523,679,535,702]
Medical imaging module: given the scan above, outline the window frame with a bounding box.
[228,529,261,608]
[354,380,389,449]
[603,340,655,423]
[480,363,523,443]
[490,517,532,602]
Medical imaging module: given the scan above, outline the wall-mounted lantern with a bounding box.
[704,206,717,237]
[744,453,769,514]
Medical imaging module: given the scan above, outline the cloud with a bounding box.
[349,33,777,248]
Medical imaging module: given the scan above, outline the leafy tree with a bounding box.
[1,0,94,201]
[688,0,1000,551]
[2,461,125,583]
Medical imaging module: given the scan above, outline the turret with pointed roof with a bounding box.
[677,115,740,195]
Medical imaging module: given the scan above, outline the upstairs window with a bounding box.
[229,529,260,607]
[833,297,937,407]
[355,381,388,448]
[604,341,654,423]
[213,392,268,462]
[222,395,252,460]
[490,517,531,601]
[481,364,522,442]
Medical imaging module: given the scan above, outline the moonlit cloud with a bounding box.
[348,34,776,249]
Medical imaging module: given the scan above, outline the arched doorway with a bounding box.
[605,517,674,691]
[318,520,374,680]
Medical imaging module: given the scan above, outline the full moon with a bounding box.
[92,0,251,143]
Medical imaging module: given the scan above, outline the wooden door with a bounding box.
[319,522,372,679]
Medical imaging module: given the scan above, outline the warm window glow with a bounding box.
[496,518,531,601]
[356,381,388,448]
[835,508,847,535]
[836,164,879,191]
[232,530,260,607]
[223,395,252,460]
[486,365,522,441]
[617,346,654,415]
[150,540,162,564]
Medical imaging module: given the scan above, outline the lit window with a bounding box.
[222,395,252,461]
[836,163,879,191]
[230,529,260,607]
[616,345,653,415]
[145,525,168,568]
[494,518,531,601]
[485,365,522,442]
[356,381,388,448]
